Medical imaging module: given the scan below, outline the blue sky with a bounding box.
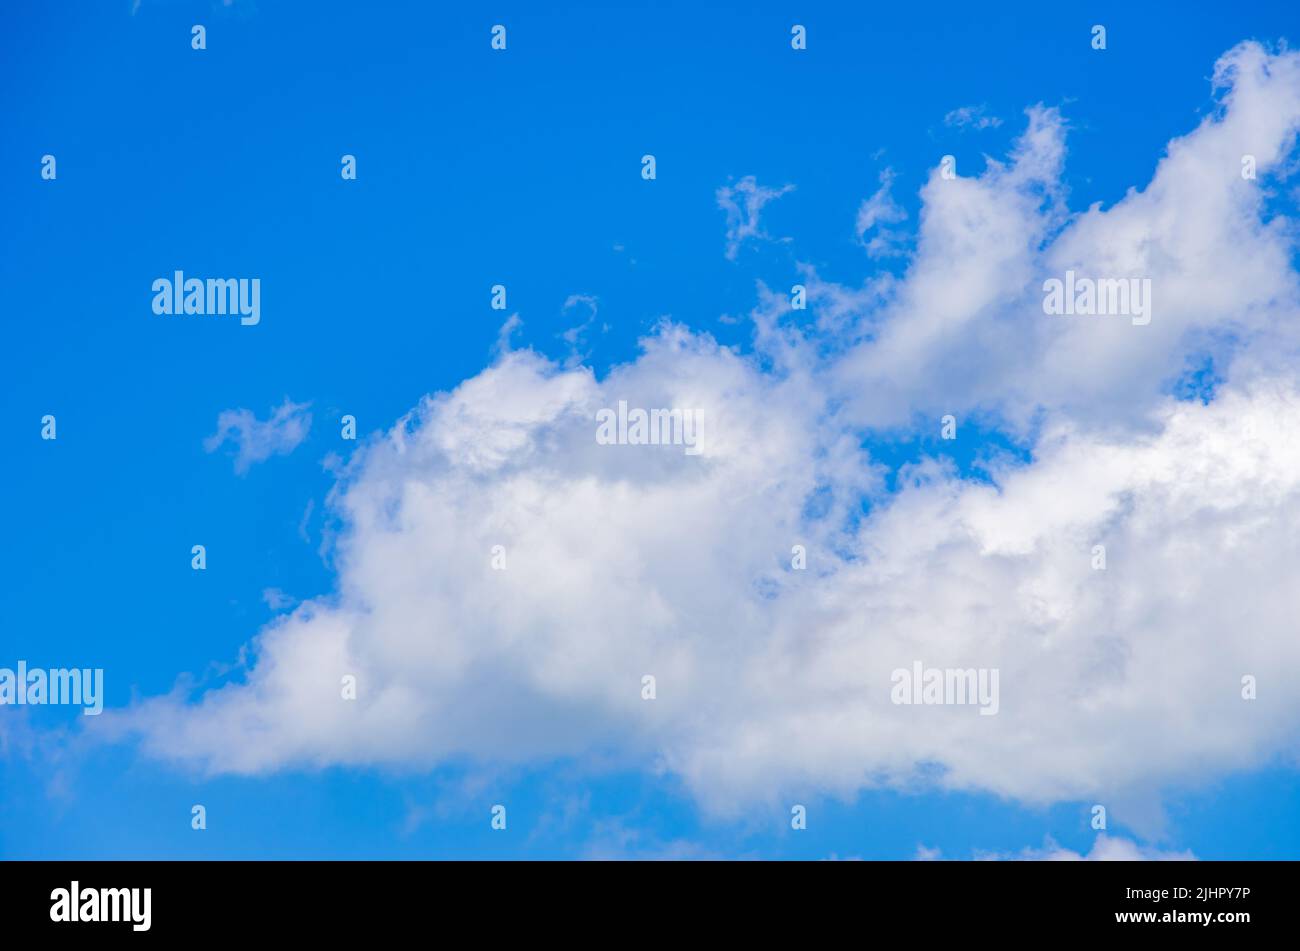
[3,0,1300,859]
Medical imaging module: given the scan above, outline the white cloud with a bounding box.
[262,588,297,612]
[559,294,600,365]
[717,175,795,260]
[203,399,312,475]
[103,43,1300,827]
[581,817,719,860]
[834,41,1300,433]
[944,104,1004,131]
[855,168,909,257]
[977,835,1195,861]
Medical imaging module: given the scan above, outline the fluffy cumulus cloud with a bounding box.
[107,43,1300,822]
[204,398,312,474]
[832,42,1300,433]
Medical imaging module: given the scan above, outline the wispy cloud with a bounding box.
[559,294,601,366]
[203,398,312,475]
[975,836,1196,861]
[944,103,1004,131]
[261,588,298,612]
[855,168,908,256]
[717,175,794,260]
